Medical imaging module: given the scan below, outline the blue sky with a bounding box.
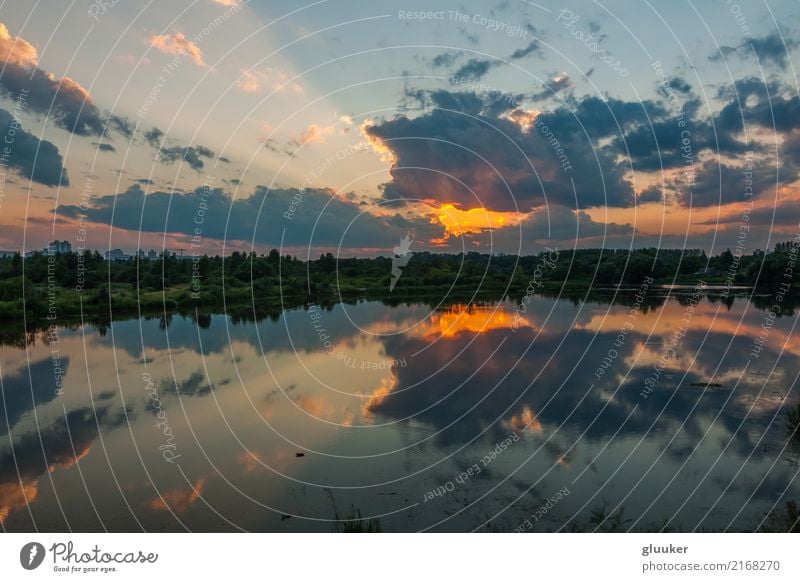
[1,0,799,256]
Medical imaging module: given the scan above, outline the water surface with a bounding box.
[1,292,799,531]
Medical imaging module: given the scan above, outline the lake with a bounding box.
[2,290,799,531]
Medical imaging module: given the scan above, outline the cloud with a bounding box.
[57,184,444,249]
[530,72,573,101]
[235,68,303,94]
[431,51,460,68]
[0,22,107,135]
[143,127,218,171]
[452,58,498,82]
[93,142,116,153]
[509,39,541,60]
[678,159,779,207]
[364,92,636,211]
[712,31,798,68]
[150,32,205,66]
[291,123,334,146]
[0,109,69,186]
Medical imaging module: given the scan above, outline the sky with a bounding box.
[0,0,799,258]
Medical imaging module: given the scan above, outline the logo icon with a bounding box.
[390,233,414,291]
[20,542,45,570]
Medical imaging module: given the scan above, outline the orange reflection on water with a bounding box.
[416,304,533,339]
[149,479,205,513]
[0,480,38,523]
[361,375,397,421]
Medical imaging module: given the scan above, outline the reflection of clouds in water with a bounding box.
[0,357,67,435]
[0,404,129,525]
[149,479,205,514]
[1,297,800,530]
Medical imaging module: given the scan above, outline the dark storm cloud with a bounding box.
[679,159,779,207]
[369,79,800,213]
[365,94,638,211]
[407,88,521,117]
[712,32,799,69]
[0,66,106,136]
[431,51,460,68]
[143,126,218,171]
[57,184,443,248]
[0,22,117,137]
[452,58,498,81]
[0,108,69,186]
[637,185,663,204]
[716,77,800,135]
[530,73,573,101]
[93,142,116,153]
[509,39,541,60]
[0,404,128,484]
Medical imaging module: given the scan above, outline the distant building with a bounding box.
[47,240,72,255]
[147,249,159,260]
[104,249,129,261]
[0,250,19,258]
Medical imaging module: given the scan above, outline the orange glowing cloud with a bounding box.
[502,107,540,132]
[502,405,542,433]
[0,480,39,524]
[150,32,205,66]
[236,67,303,94]
[360,120,396,164]
[428,203,525,241]
[149,479,205,513]
[293,123,334,146]
[0,22,39,67]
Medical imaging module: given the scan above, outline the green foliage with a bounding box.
[0,241,797,322]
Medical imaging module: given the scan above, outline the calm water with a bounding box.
[2,292,799,532]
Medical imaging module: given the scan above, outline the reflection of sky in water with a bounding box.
[1,295,799,531]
